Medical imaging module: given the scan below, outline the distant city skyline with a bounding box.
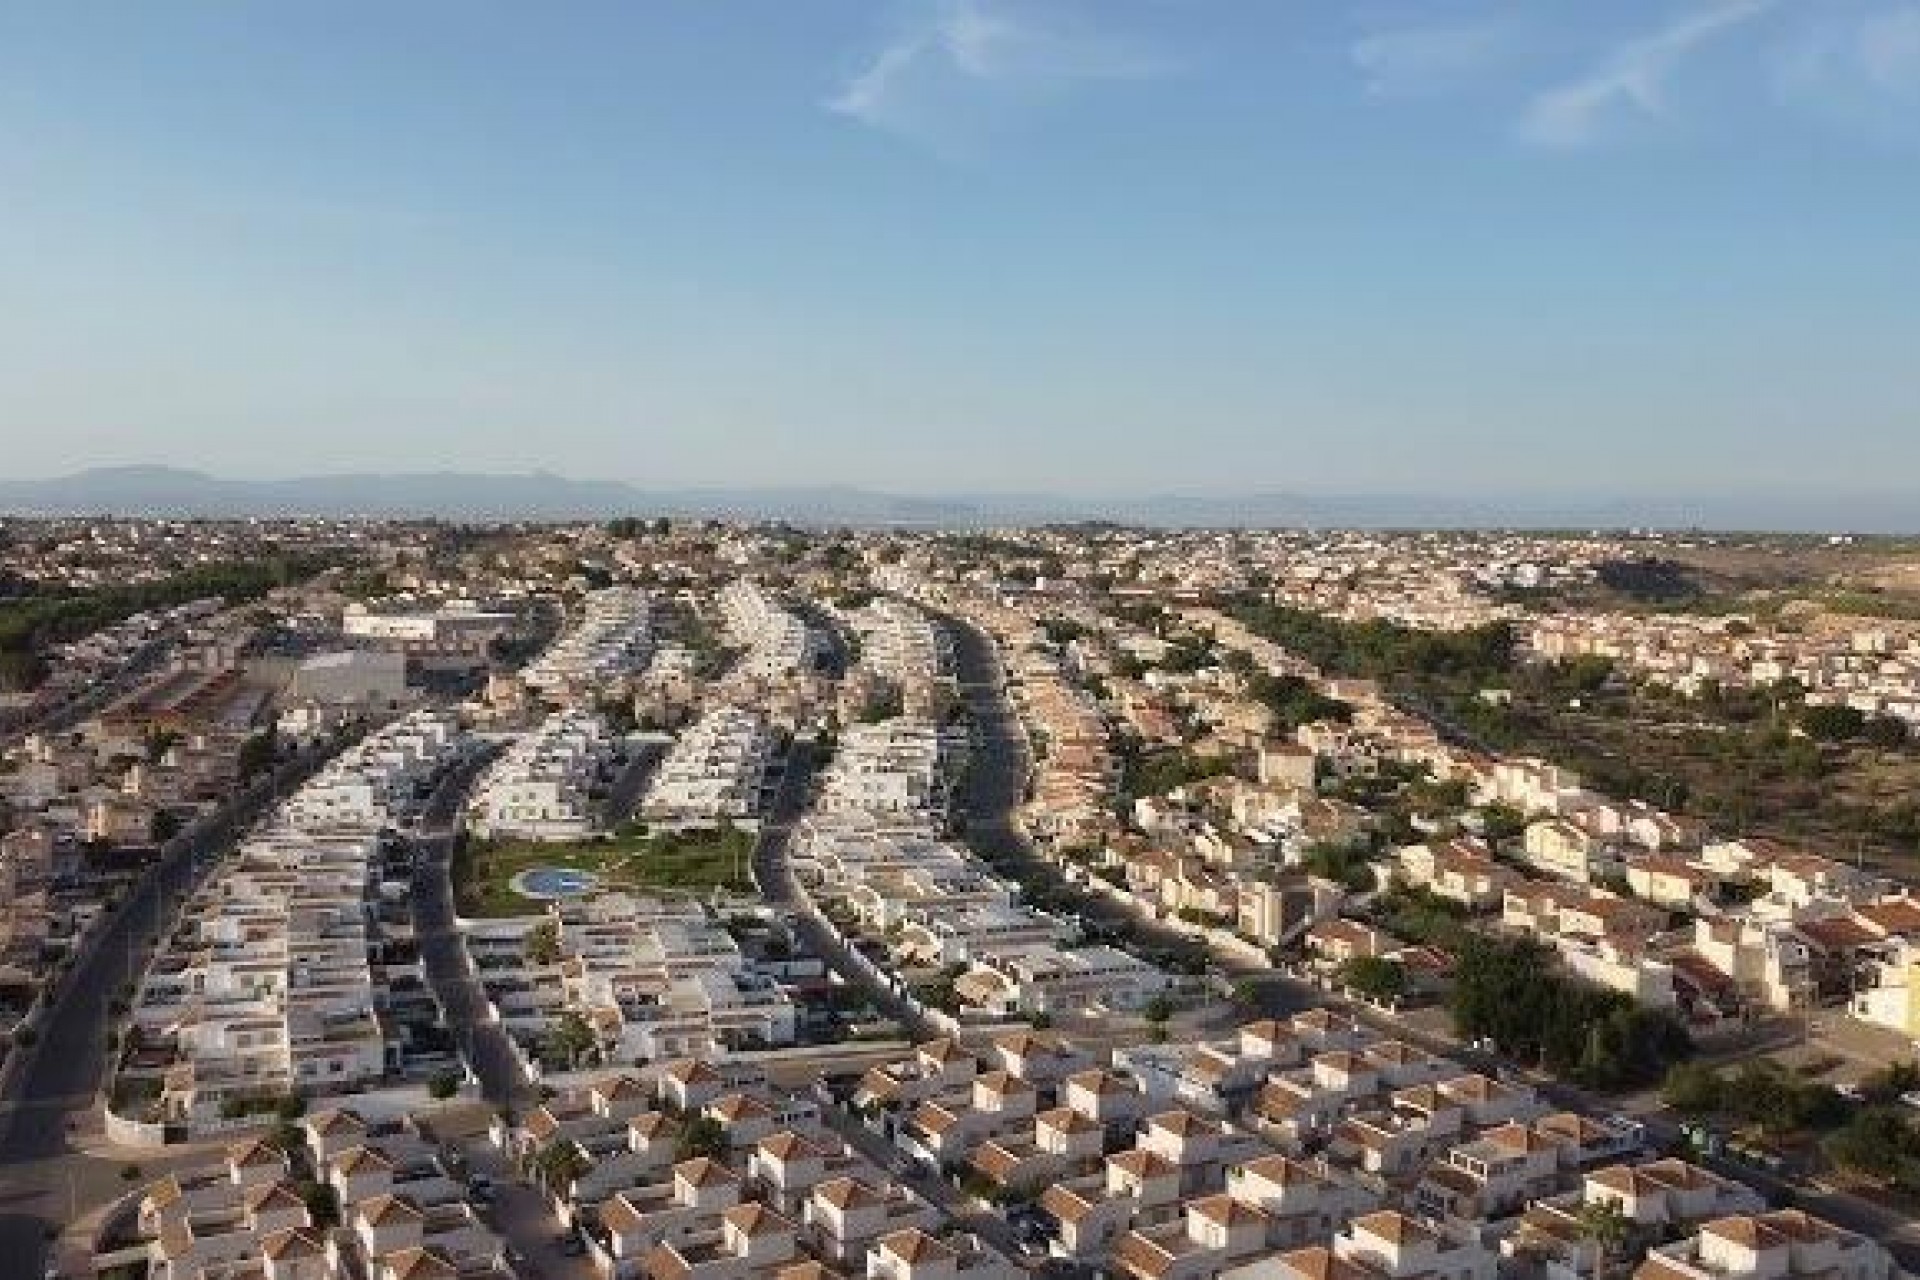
[3,1,1918,496]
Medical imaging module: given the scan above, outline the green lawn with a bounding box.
[453,825,756,917]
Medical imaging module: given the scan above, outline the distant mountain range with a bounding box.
[0,465,1914,532]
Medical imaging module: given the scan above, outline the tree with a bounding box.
[1799,703,1867,742]
[676,1115,728,1161]
[532,1139,590,1193]
[428,1071,462,1101]
[1864,715,1911,750]
[1557,656,1617,696]
[1339,957,1409,1004]
[596,695,638,737]
[1479,804,1529,845]
[1661,1061,1724,1114]
[299,1180,341,1228]
[149,810,184,845]
[1449,935,1690,1090]
[1303,842,1377,893]
[1143,996,1173,1026]
[545,1012,599,1069]
[0,648,49,694]
[237,729,278,780]
[1823,1108,1920,1184]
[524,919,563,966]
[1574,1198,1632,1280]
[1861,1060,1920,1104]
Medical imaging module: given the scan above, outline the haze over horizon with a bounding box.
[3,1,1919,500]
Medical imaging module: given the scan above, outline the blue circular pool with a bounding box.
[514,866,602,899]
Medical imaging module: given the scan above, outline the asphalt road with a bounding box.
[818,1100,1026,1258]
[411,744,540,1111]
[750,742,939,1042]
[933,608,1275,976]
[599,741,664,828]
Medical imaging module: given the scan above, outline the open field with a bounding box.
[452,825,755,917]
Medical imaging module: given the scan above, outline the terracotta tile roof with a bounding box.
[1147,1110,1219,1138]
[1038,1106,1100,1135]
[1113,1229,1177,1280]
[814,1176,883,1211]
[1351,1210,1435,1248]
[262,1226,326,1259]
[880,1228,958,1266]
[725,1201,793,1237]
[759,1130,824,1162]
[1109,1148,1178,1180]
[600,1193,648,1235]
[1189,1193,1270,1229]
[674,1156,739,1188]
[1236,1153,1323,1186]
[380,1247,459,1280]
[1040,1182,1099,1224]
[1701,1215,1789,1250]
[357,1193,424,1226]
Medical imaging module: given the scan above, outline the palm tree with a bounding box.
[1575,1198,1632,1280]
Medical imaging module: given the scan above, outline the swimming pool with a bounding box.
[514,866,602,899]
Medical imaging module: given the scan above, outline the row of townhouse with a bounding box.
[468,707,616,840]
[840,1015,1628,1280]
[1474,761,1701,857]
[1392,823,1920,1023]
[813,718,964,827]
[720,580,826,684]
[1009,635,1121,849]
[641,706,779,827]
[488,893,799,1065]
[490,1055,1018,1280]
[129,711,471,1128]
[521,587,654,703]
[341,598,518,667]
[127,1106,512,1280]
[793,807,1168,1021]
[1065,1006,1887,1280]
[842,598,956,722]
[280,712,468,832]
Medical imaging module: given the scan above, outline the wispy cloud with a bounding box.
[1858,2,1920,93]
[1520,0,1776,148]
[1350,21,1513,99]
[827,0,1171,150]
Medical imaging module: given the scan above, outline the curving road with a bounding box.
[750,742,937,1042]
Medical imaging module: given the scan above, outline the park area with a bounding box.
[452,823,756,917]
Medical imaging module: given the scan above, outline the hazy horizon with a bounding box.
[1,462,1916,533]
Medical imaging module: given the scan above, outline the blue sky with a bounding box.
[2,0,1917,498]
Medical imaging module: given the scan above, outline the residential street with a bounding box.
[411,742,541,1111]
[750,741,939,1041]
